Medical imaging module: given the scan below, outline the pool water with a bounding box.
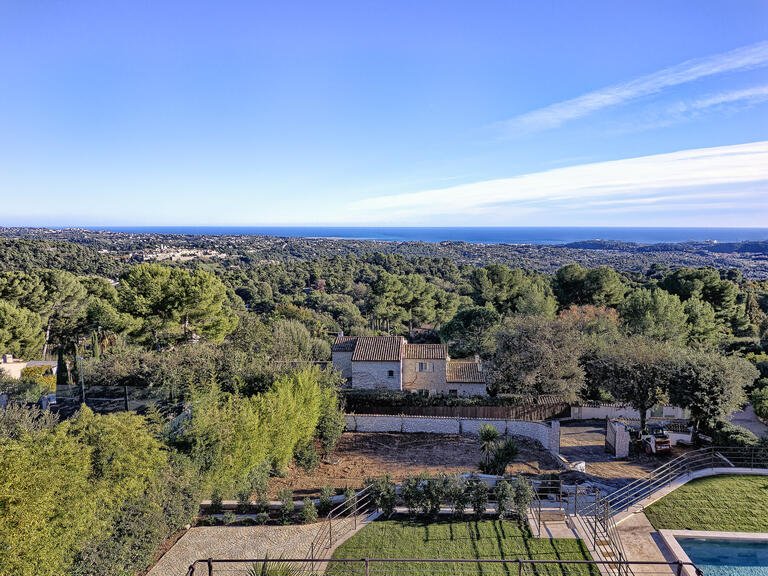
[678,538,768,575]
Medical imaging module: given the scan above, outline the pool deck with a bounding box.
[658,530,768,576]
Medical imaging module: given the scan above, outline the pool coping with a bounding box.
[658,530,768,576]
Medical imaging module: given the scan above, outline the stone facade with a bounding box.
[350,360,402,390]
[401,358,447,394]
[333,350,353,380]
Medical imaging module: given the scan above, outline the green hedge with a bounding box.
[341,389,532,410]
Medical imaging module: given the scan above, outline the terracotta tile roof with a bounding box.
[332,335,358,352]
[351,336,404,362]
[404,343,447,360]
[446,361,486,383]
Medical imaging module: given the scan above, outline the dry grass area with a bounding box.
[270,432,560,497]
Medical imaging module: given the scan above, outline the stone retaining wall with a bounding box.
[345,414,560,451]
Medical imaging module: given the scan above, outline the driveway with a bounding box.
[148,524,319,576]
[559,421,667,485]
[729,404,768,438]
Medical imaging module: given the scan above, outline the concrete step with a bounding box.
[538,510,566,521]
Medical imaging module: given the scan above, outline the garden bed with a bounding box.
[269,432,561,497]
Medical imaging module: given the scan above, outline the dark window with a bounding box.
[449,389,458,397]
[387,370,394,378]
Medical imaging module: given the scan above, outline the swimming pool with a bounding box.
[678,537,768,575]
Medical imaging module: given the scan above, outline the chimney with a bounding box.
[475,354,482,371]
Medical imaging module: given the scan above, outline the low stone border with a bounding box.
[658,529,768,576]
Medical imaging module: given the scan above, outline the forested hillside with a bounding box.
[2,227,768,277]
[2,231,768,576]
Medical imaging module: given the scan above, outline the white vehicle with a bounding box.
[640,424,672,454]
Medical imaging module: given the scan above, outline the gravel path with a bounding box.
[147,524,319,576]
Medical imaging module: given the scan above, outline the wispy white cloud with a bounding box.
[690,84,768,109]
[348,141,768,224]
[499,41,768,134]
[610,84,768,133]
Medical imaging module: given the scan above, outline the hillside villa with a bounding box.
[331,334,487,397]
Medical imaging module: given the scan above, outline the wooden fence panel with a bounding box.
[346,403,570,421]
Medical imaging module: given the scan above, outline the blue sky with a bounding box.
[0,1,767,227]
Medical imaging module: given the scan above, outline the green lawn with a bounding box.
[326,518,597,576]
[645,474,768,532]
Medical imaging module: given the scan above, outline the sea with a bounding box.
[83,226,768,245]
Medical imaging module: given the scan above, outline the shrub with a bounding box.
[278,489,294,524]
[317,393,346,458]
[341,389,532,410]
[467,474,489,518]
[401,475,424,516]
[247,558,304,576]
[487,438,519,476]
[710,421,759,447]
[294,440,319,472]
[479,425,500,470]
[254,492,270,514]
[421,473,448,517]
[495,480,514,520]
[222,511,237,525]
[514,477,534,520]
[254,512,270,525]
[343,486,357,512]
[236,488,252,514]
[752,382,768,420]
[444,475,469,517]
[210,490,223,514]
[20,365,56,393]
[300,498,318,524]
[318,484,335,517]
[364,475,396,517]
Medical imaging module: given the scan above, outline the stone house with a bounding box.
[331,334,486,397]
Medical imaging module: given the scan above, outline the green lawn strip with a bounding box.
[645,475,768,532]
[326,518,597,576]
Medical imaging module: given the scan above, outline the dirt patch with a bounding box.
[270,432,561,497]
[559,420,694,486]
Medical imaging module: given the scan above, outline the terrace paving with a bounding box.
[147,524,318,576]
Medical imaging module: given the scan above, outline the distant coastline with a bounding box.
[65,225,768,245]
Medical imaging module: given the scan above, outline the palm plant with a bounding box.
[246,557,304,576]
[478,424,500,468]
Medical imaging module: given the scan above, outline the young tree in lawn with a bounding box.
[467,474,489,519]
[495,480,515,521]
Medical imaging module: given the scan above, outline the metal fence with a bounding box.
[185,557,703,576]
[308,484,376,564]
